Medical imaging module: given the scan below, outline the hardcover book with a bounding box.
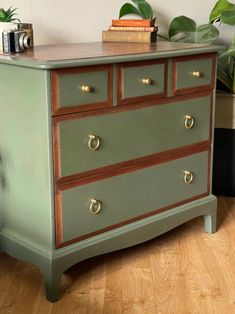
[112,18,156,27]
[102,30,157,43]
[109,26,157,32]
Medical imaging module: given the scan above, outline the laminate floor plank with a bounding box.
[0,196,235,313]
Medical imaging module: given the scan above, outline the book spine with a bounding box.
[112,18,156,27]
[102,31,157,43]
[109,26,157,32]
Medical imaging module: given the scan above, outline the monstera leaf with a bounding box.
[168,16,219,44]
[217,36,235,93]
[209,0,235,25]
[119,0,153,19]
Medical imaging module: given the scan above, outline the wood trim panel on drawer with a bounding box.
[55,145,212,248]
[117,59,168,106]
[172,53,216,96]
[53,90,212,123]
[56,141,211,190]
[52,91,213,184]
[55,191,209,249]
[53,123,61,180]
[51,64,113,115]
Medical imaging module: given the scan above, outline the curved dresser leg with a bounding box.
[204,207,217,234]
[44,269,62,302]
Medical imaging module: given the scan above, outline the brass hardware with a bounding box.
[90,199,102,214]
[141,78,152,85]
[192,71,201,78]
[184,115,195,129]
[183,171,194,184]
[81,85,92,93]
[88,134,101,151]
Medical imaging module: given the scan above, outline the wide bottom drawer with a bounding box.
[56,151,209,246]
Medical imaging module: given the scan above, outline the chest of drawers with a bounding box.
[0,41,222,301]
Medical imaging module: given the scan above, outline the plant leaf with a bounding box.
[0,6,19,22]
[119,3,144,18]
[137,3,153,19]
[169,16,196,38]
[209,0,234,23]
[194,24,219,43]
[217,62,233,92]
[170,32,195,43]
[220,9,235,25]
[131,0,153,19]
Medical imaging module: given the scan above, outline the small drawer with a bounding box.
[56,150,209,246]
[51,65,113,115]
[117,60,168,105]
[53,93,212,180]
[172,54,216,95]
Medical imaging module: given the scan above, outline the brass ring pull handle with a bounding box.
[141,78,152,85]
[183,171,194,184]
[192,71,201,78]
[184,115,195,129]
[88,134,101,151]
[81,85,92,93]
[90,199,102,214]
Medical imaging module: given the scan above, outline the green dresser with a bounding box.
[0,41,222,302]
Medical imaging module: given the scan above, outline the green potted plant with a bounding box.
[0,6,20,22]
[209,0,235,95]
[0,6,20,51]
[209,0,235,196]
[159,0,235,195]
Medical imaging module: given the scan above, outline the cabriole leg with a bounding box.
[44,268,62,302]
[204,208,217,234]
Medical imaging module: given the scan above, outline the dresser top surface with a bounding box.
[0,41,224,69]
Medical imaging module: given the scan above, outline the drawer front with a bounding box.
[172,54,216,95]
[54,94,211,179]
[117,60,167,105]
[58,151,209,244]
[51,65,113,114]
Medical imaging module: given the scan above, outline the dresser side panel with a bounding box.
[0,64,54,251]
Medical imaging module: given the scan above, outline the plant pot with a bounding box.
[213,92,235,196]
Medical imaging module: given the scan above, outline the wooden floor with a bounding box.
[1,196,235,313]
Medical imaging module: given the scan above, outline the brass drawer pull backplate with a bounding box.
[81,85,92,93]
[192,71,201,78]
[183,170,194,184]
[184,115,195,129]
[88,134,101,151]
[90,199,102,214]
[141,78,152,85]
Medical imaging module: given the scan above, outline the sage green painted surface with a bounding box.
[58,70,108,108]
[61,151,208,242]
[59,95,211,177]
[175,56,213,91]
[123,63,165,98]
[0,44,219,302]
[0,64,54,251]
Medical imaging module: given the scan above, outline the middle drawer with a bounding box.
[53,93,211,180]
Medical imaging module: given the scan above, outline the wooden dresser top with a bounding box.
[0,41,224,69]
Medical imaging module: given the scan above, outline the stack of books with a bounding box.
[102,18,158,43]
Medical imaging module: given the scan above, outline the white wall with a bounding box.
[1,0,232,45]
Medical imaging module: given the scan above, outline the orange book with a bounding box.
[112,18,156,27]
